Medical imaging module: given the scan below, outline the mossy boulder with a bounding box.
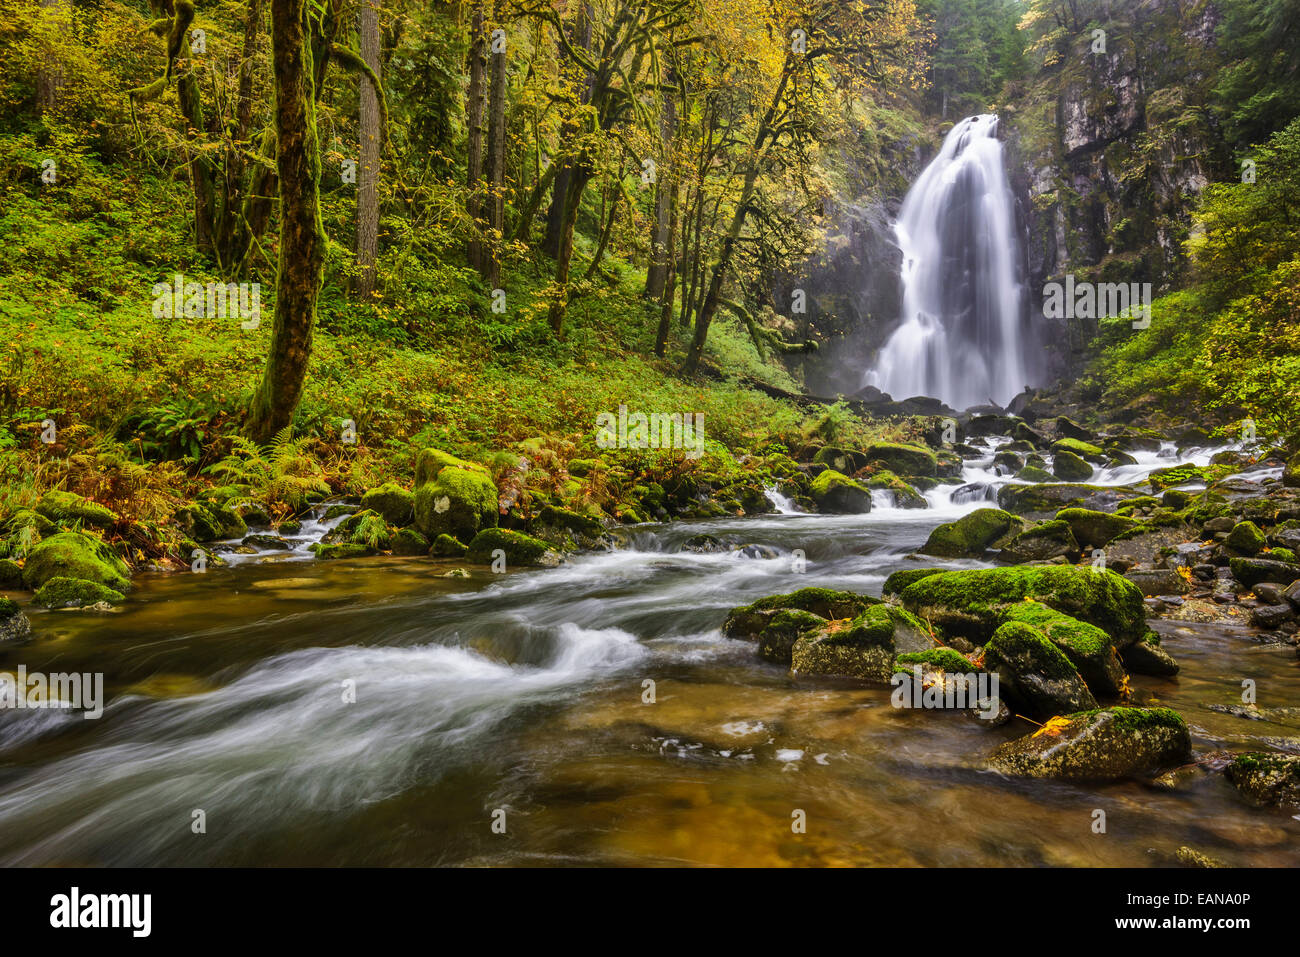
[864,442,937,477]
[1224,752,1300,809]
[756,609,828,665]
[723,588,875,639]
[865,471,928,509]
[536,505,604,539]
[242,534,291,550]
[359,483,415,526]
[326,509,392,551]
[465,528,559,567]
[893,647,976,675]
[391,528,430,556]
[21,531,130,591]
[809,469,873,513]
[882,567,947,595]
[900,565,1148,648]
[432,533,467,557]
[309,542,371,560]
[0,558,22,589]
[1148,464,1208,491]
[33,576,125,609]
[0,597,32,642]
[1001,600,1127,696]
[1001,520,1080,564]
[413,465,499,542]
[1225,521,1266,556]
[4,508,55,536]
[34,490,118,528]
[1228,557,1300,589]
[998,483,1139,515]
[990,707,1191,781]
[414,448,491,486]
[983,620,1097,717]
[790,604,932,678]
[1051,449,1093,481]
[812,446,867,474]
[1055,508,1137,549]
[1120,631,1180,676]
[919,508,1020,558]
[179,502,248,542]
[1050,437,1105,461]
[1283,451,1300,488]
[1014,465,1055,483]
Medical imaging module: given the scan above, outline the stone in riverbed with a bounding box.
[1120,632,1180,676]
[391,528,430,556]
[1054,507,1137,548]
[982,620,1097,717]
[998,482,1141,515]
[1000,520,1080,564]
[882,567,947,595]
[1225,521,1266,556]
[1224,752,1300,809]
[809,469,873,513]
[32,576,124,609]
[1228,557,1300,589]
[790,604,933,679]
[359,482,415,526]
[0,597,33,642]
[1051,449,1094,482]
[862,442,937,477]
[21,531,130,592]
[990,707,1191,781]
[0,558,22,590]
[919,507,1020,558]
[465,528,560,567]
[999,600,1128,695]
[756,609,828,665]
[722,588,875,640]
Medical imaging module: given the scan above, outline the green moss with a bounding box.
[984,620,1081,683]
[920,508,1019,558]
[465,528,555,566]
[1052,449,1094,481]
[758,609,828,664]
[722,587,875,638]
[0,558,22,589]
[1225,521,1266,555]
[309,542,370,560]
[0,596,21,618]
[34,490,118,528]
[1015,465,1055,483]
[391,527,430,556]
[863,442,937,476]
[882,567,947,595]
[330,509,392,550]
[432,533,467,557]
[1055,507,1138,547]
[413,465,499,542]
[893,648,975,674]
[359,482,414,526]
[1051,438,1104,458]
[21,531,130,591]
[33,576,125,608]
[414,448,490,486]
[809,469,873,513]
[865,470,927,508]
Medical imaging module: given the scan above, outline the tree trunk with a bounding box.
[546,164,591,334]
[248,0,325,441]
[36,0,69,115]
[483,0,508,286]
[542,6,592,258]
[653,153,681,356]
[465,2,487,273]
[355,0,381,297]
[645,73,676,298]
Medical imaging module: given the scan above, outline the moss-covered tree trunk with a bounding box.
[247,0,325,442]
[355,0,382,297]
[465,2,487,274]
[483,0,508,287]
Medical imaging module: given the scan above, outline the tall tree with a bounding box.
[466,1,488,273]
[483,0,510,286]
[355,0,382,297]
[248,0,326,441]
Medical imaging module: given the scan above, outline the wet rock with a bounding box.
[757,610,828,665]
[1175,847,1227,869]
[682,534,725,553]
[809,469,873,513]
[1225,521,1266,555]
[790,604,932,678]
[723,588,875,640]
[1000,600,1128,695]
[1054,507,1137,548]
[918,507,1020,558]
[989,707,1191,781]
[1201,516,1237,535]
[1001,520,1080,564]
[983,620,1097,717]
[865,471,928,509]
[1284,579,1300,610]
[242,534,291,550]
[391,528,430,556]
[308,542,370,560]
[359,482,415,526]
[1120,633,1180,676]
[1228,557,1300,589]
[862,442,937,477]
[1250,603,1294,629]
[32,576,125,609]
[1052,449,1093,481]
[21,531,130,592]
[432,533,467,558]
[998,482,1141,515]
[0,597,32,642]
[1224,752,1300,809]
[466,528,560,567]
[882,567,947,595]
[1124,567,1189,596]
[0,558,22,590]
[1055,416,1094,441]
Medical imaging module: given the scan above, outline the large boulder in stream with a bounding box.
[21,531,130,592]
[466,528,560,567]
[900,566,1149,649]
[1000,520,1080,563]
[1228,557,1300,589]
[412,449,499,543]
[1054,508,1138,549]
[791,604,934,680]
[359,482,415,526]
[982,620,1097,717]
[809,469,873,513]
[990,707,1191,781]
[1224,753,1300,809]
[1051,449,1094,482]
[862,442,937,477]
[723,588,875,641]
[1000,600,1129,695]
[919,508,1020,558]
[998,483,1142,515]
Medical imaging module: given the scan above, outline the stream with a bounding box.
[1,441,1297,866]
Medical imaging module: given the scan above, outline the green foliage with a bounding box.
[205,428,330,513]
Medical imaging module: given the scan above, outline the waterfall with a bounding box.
[865,114,1037,410]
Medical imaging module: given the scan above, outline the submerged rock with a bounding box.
[1120,632,1180,676]
[990,707,1191,781]
[1224,752,1300,809]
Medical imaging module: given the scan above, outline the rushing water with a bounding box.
[865,114,1040,409]
[0,445,1296,866]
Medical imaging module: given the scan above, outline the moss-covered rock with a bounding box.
[414,448,491,486]
[1014,465,1055,483]
[1225,521,1266,556]
[1228,557,1300,589]
[900,565,1148,648]
[723,588,875,639]
[1001,520,1080,563]
[998,482,1141,515]
[882,567,947,595]
[325,509,392,551]
[308,542,371,560]
[0,558,22,589]
[812,446,867,474]
[21,531,130,591]
[864,442,937,476]
[919,508,1020,558]
[32,576,125,609]
[809,469,873,513]
[1052,449,1094,481]
[0,596,32,642]
[1055,507,1138,548]
[1050,437,1105,460]
[3,508,54,536]
[34,490,118,528]
[1149,464,1210,491]
[790,604,932,678]
[465,528,559,567]
[391,527,430,556]
[865,471,928,509]
[1283,450,1300,489]
[893,647,976,674]
[413,465,499,542]
[757,609,828,665]
[178,501,248,542]
[1224,752,1300,809]
[1120,631,1180,676]
[431,533,467,557]
[242,534,291,550]
[359,483,415,526]
[983,620,1098,717]
[1000,600,1126,696]
[990,707,1191,781]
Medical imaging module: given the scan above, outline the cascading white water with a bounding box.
[865,114,1038,410]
